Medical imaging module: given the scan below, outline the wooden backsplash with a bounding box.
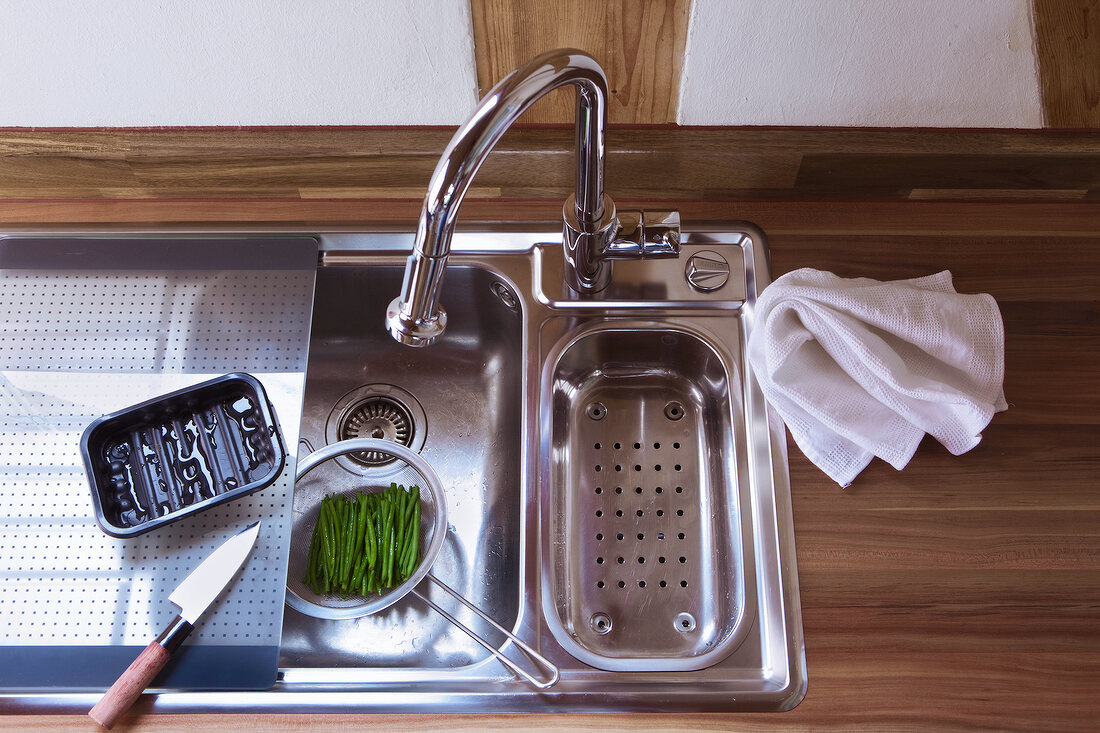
[1035,0,1100,127]
[471,0,691,124]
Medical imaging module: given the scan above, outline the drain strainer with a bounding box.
[325,384,427,474]
[339,396,413,466]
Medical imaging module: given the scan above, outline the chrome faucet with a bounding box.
[386,48,681,347]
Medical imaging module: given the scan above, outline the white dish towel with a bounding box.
[746,268,1007,487]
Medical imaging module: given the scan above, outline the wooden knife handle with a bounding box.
[88,640,170,729]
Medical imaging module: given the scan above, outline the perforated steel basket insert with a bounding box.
[541,323,753,672]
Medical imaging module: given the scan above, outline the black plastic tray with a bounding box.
[81,373,286,537]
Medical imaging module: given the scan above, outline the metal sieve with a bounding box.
[285,438,557,688]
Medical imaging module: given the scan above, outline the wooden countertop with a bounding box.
[1,130,1098,730]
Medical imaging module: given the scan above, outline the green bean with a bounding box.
[327,497,336,589]
[364,504,377,569]
[365,561,377,594]
[314,524,325,585]
[354,498,368,588]
[318,500,334,594]
[401,488,416,561]
[409,495,421,578]
[394,492,407,561]
[355,494,368,560]
[395,512,410,577]
[387,496,398,587]
[321,497,336,585]
[348,498,359,588]
[398,526,414,580]
[389,494,399,581]
[317,527,327,584]
[330,497,342,588]
[332,498,343,586]
[345,499,358,589]
[405,485,416,528]
[343,499,357,590]
[391,517,400,585]
[394,493,403,574]
[373,499,384,575]
[331,500,342,590]
[403,487,417,528]
[380,497,391,587]
[343,498,356,588]
[351,552,366,592]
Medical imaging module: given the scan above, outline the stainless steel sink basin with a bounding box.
[281,264,524,670]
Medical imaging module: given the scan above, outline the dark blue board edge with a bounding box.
[0,236,319,271]
[0,645,279,691]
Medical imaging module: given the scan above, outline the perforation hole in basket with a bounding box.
[586,430,701,599]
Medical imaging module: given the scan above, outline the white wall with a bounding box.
[680,0,1042,127]
[0,0,479,125]
[0,0,1043,127]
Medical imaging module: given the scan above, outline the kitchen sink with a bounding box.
[0,224,804,713]
[265,226,805,711]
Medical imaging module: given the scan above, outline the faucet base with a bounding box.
[563,193,618,293]
[386,297,447,347]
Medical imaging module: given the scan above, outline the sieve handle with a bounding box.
[413,574,559,689]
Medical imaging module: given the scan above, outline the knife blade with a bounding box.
[89,521,261,729]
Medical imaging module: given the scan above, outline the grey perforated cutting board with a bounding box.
[0,236,316,690]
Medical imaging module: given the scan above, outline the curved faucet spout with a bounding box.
[386,49,615,347]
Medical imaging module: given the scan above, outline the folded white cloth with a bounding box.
[746,268,1007,487]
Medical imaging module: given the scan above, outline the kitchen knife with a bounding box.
[88,520,262,729]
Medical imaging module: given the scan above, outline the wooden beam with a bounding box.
[1034,0,1100,127]
[469,0,691,123]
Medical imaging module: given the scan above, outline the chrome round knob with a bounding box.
[684,250,730,292]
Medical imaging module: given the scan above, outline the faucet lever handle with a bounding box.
[641,210,682,257]
[605,209,682,259]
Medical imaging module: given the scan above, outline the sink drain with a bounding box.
[325,384,426,474]
[339,396,413,466]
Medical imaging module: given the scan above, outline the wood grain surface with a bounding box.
[87,643,171,730]
[2,130,1099,731]
[3,127,1099,204]
[470,0,691,124]
[1035,0,1100,128]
